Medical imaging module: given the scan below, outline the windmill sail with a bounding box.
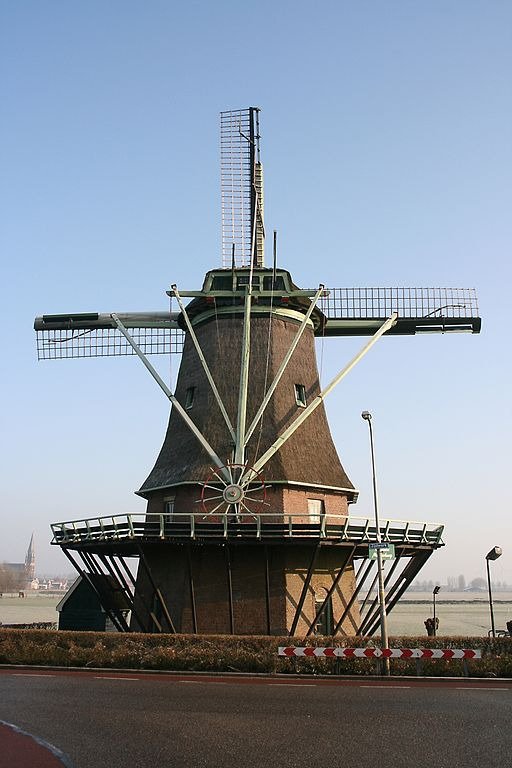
[221,107,264,268]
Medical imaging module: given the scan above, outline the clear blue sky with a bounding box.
[1,1,510,585]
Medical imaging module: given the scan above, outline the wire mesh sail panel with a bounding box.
[318,287,479,319]
[220,108,254,268]
[36,326,184,360]
[34,286,479,360]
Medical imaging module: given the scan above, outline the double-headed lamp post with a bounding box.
[361,411,390,675]
[485,546,502,638]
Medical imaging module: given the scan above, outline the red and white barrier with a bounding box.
[278,647,481,659]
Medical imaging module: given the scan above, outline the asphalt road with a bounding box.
[0,670,510,768]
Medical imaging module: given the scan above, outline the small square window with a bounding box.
[295,384,307,407]
[185,386,195,409]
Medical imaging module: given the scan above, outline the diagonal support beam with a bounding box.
[171,285,236,444]
[289,543,320,637]
[333,558,374,636]
[304,545,356,638]
[234,290,252,465]
[243,313,398,483]
[244,285,325,445]
[111,313,230,483]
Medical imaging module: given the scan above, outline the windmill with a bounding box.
[35,108,480,636]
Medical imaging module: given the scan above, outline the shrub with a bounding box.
[0,629,510,677]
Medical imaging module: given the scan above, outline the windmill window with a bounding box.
[263,275,286,291]
[164,496,175,520]
[295,384,307,407]
[185,386,196,409]
[237,275,260,289]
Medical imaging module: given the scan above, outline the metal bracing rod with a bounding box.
[264,546,271,635]
[289,543,320,637]
[98,553,148,634]
[187,546,198,634]
[358,551,402,636]
[225,545,235,634]
[135,542,177,634]
[358,549,403,636]
[365,551,433,637]
[244,285,325,445]
[234,290,252,465]
[359,547,407,637]
[71,549,129,632]
[243,313,398,483]
[332,559,374,636]
[171,285,236,444]
[62,548,124,633]
[111,313,230,483]
[304,545,356,638]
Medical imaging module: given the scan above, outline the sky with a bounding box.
[1,1,510,586]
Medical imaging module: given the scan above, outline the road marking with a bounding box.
[94,676,139,681]
[454,686,509,691]
[179,680,202,684]
[271,683,318,687]
[360,685,411,689]
[12,673,55,678]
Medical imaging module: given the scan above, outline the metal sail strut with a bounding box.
[244,284,326,445]
[171,285,237,444]
[242,312,398,484]
[111,314,231,483]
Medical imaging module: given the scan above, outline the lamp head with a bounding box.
[433,585,441,595]
[361,411,372,421]
[486,546,502,561]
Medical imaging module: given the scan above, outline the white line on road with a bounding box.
[360,685,411,689]
[455,687,510,691]
[178,680,229,685]
[12,673,55,677]
[271,683,318,687]
[94,676,139,681]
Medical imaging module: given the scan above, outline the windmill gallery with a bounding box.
[34,108,481,637]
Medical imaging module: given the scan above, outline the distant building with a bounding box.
[1,534,35,592]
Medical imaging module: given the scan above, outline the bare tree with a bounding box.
[0,564,24,593]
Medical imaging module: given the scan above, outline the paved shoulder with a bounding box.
[0,720,75,768]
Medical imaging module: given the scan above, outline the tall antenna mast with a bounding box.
[221,107,264,268]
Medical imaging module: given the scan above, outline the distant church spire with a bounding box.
[25,533,35,582]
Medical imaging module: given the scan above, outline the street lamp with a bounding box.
[432,585,441,636]
[485,546,502,638]
[361,411,390,675]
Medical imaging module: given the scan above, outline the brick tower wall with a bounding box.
[131,544,359,636]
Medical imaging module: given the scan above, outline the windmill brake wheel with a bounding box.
[200,463,268,519]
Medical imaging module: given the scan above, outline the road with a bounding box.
[0,670,510,768]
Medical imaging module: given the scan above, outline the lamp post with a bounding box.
[432,585,441,636]
[485,546,502,638]
[361,411,390,675]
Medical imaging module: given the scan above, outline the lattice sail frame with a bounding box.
[220,107,263,268]
[34,286,479,360]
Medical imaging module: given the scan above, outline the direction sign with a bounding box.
[369,543,395,560]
